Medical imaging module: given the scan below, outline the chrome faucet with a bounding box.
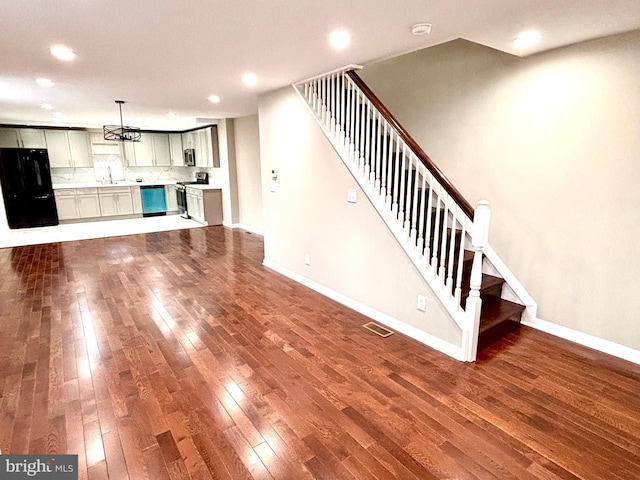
[106,166,113,184]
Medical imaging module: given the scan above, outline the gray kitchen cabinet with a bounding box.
[54,189,80,220]
[152,134,171,166]
[131,135,154,166]
[45,130,72,167]
[165,185,178,212]
[98,187,134,216]
[129,133,171,166]
[0,128,46,148]
[186,187,222,225]
[182,127,214,167]
[131,186,142,214]
[169,134,183,166]
[68,131,93,167]
[77,189,101,217]
[196,128,212,167]
[45,130,93,168]
[54,187,101,220]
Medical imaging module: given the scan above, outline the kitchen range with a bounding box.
[176,171,208,218]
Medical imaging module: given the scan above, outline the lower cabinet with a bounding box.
[185,187,222,225]
[54,188,101,220]
[98,187,134,216]
[165,185,178,213]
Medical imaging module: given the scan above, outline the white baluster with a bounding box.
[431,186,441,273]
[416,167,427,256]
[381,121,388,200]
[391,133,400,217]
[424,180,434,265]
[438,197,449,284]
[409,153,419,241]
[463,200,491,362]
[351,80,357,158]
[364,100,370,179]
[446,205,458,295]
[374,113,381,193]
[398,143,407,225]
[386,130,394,208]
[454,218,467,307]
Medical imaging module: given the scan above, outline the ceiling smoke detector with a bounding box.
[411,23,432,36]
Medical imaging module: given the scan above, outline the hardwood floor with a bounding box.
[1,226,639,479]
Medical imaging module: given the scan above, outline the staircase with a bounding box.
[294,67,534,361]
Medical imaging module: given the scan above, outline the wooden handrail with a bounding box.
[346,70,475,220]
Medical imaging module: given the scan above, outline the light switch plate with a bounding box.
[417,294,427,312]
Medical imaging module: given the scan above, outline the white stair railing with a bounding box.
[294,68,490,361]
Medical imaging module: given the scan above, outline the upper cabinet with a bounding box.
[169,134,183,166]
[127,133,172,167]
[44,130,92,168]
[68,131,93,167]
[0,128,47,148]
[181,126,217,167]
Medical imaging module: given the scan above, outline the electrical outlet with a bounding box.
[304,253,310,265]
[347,188,357,203]
[417,294,427,312]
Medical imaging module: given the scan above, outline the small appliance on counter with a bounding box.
[0,148,59,228]
[175,171,209,218]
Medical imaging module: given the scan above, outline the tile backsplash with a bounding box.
[51,166,204,185]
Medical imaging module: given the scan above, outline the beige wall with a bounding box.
[359,31,640,350]
[233,115,263,232]
[217,118,240,225]
[258,86,461,347]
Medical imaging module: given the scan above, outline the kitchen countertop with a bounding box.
[53,181,178,189]
[184,184,222,191]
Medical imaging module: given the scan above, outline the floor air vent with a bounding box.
[363,322,394,338]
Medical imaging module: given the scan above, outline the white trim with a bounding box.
[262,259,465,361]
[294,64,363,85]
[523,317,640,366]
[223,222,264,236]
[483,244,537,322]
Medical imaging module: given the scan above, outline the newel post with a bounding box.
[462,200,491,362]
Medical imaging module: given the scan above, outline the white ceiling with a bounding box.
[1,0,639,131]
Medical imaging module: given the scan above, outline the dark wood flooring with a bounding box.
[1,226,639,479]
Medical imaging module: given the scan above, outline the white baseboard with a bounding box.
[223,222,264,236]
[262,259,465,361]
[522,317,640,366]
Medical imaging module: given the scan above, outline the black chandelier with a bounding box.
[103,100,141,142]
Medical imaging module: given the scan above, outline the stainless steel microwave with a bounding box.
[184,148,196,166]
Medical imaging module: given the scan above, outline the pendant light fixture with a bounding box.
[103,100,141,142]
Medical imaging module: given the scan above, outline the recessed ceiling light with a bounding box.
[40,103,54,110]
[241,73,257,87]
[208,95,221,103]
[167,112,176,118]
[50,44,76,61]
[35,78,54,87]
[411,23,432,36]
[513,30,541,50]
[52,112,63,119]
[329,29,351,50]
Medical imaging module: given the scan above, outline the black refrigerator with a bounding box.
[0,148,59,228]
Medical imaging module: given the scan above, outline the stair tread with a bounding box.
[479,297,525,333]
[461,273,504,297]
